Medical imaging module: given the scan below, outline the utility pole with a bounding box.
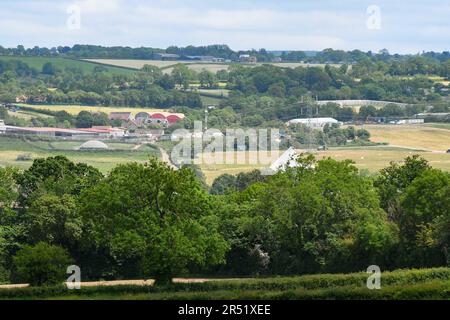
[204,109,209,132]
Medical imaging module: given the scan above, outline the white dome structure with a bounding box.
[79,140,109,150]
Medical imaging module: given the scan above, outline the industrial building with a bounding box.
[286,117,341,129]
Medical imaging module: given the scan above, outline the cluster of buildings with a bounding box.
[0,110,185,140]
[109,111,185,129]
[153,52,258,64]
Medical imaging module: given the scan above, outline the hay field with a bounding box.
[198,147,450,184]
[17,104,167,116]
[355,124,450,152]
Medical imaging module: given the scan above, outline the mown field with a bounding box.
[0,136,160,173]
[355,124,450,152]
[0,56,134,75]
[0,268,448,300]
[198,145,450,184]
[15,104,167,116]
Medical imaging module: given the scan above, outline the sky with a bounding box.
[0,0,449,54]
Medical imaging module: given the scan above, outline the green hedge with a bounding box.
[0,268,449,299]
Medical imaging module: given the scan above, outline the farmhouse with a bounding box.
[287,117,341,129]
[109,112,134,122]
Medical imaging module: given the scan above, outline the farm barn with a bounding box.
[135,112,184,126]
[109,112,134,122]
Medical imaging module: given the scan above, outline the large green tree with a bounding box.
[79,159,228,284]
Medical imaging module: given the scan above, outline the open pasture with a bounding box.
[353,124,450,152]
[0,137,160,173]
[0,56,134,74]
[198,147,450,184]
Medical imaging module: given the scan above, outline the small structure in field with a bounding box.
[269,147,300,172]
[79,140,109,150]
[0,120,6,134]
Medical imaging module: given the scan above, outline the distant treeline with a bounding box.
[2,44,450,64]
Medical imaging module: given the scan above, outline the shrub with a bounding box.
[12,242,73,287]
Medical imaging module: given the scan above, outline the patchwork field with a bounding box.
[0,137,160,173]
[16,104,167,116]
[83,59,337,73]
[0,56,134,75]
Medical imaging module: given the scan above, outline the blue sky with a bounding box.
[0,0,449,53]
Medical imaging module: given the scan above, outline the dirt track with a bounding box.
[0,278,250,289]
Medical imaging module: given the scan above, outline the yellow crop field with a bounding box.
[17,104,167,116]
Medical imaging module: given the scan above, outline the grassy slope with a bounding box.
[0,137,160,173]
[0,56,135,75]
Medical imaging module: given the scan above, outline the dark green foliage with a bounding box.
[12,242,73,286]
[78,159,228,283]
[210,174,237,195]
[0,154,449,286]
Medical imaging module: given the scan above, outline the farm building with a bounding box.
[77,126,126,138]
[79,140,109,150]
[155,53,180,61]
[135,112,185,126]
[3,126,93,137]
[390,119,425,125]
[287,117,341,129]
[239,54,257,64]
[109,112,134,122]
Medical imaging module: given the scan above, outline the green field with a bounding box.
[0,56,135,75]
[0,136,160,173]
[0,268,448,300]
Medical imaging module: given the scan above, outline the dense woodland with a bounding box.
[0,155,448,286]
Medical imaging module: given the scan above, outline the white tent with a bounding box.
[79,140,109,150]
[269,147,299,172]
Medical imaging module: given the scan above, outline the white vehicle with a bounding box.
[0,120,6,134]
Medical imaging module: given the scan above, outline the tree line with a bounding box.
[0,155,448,286]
